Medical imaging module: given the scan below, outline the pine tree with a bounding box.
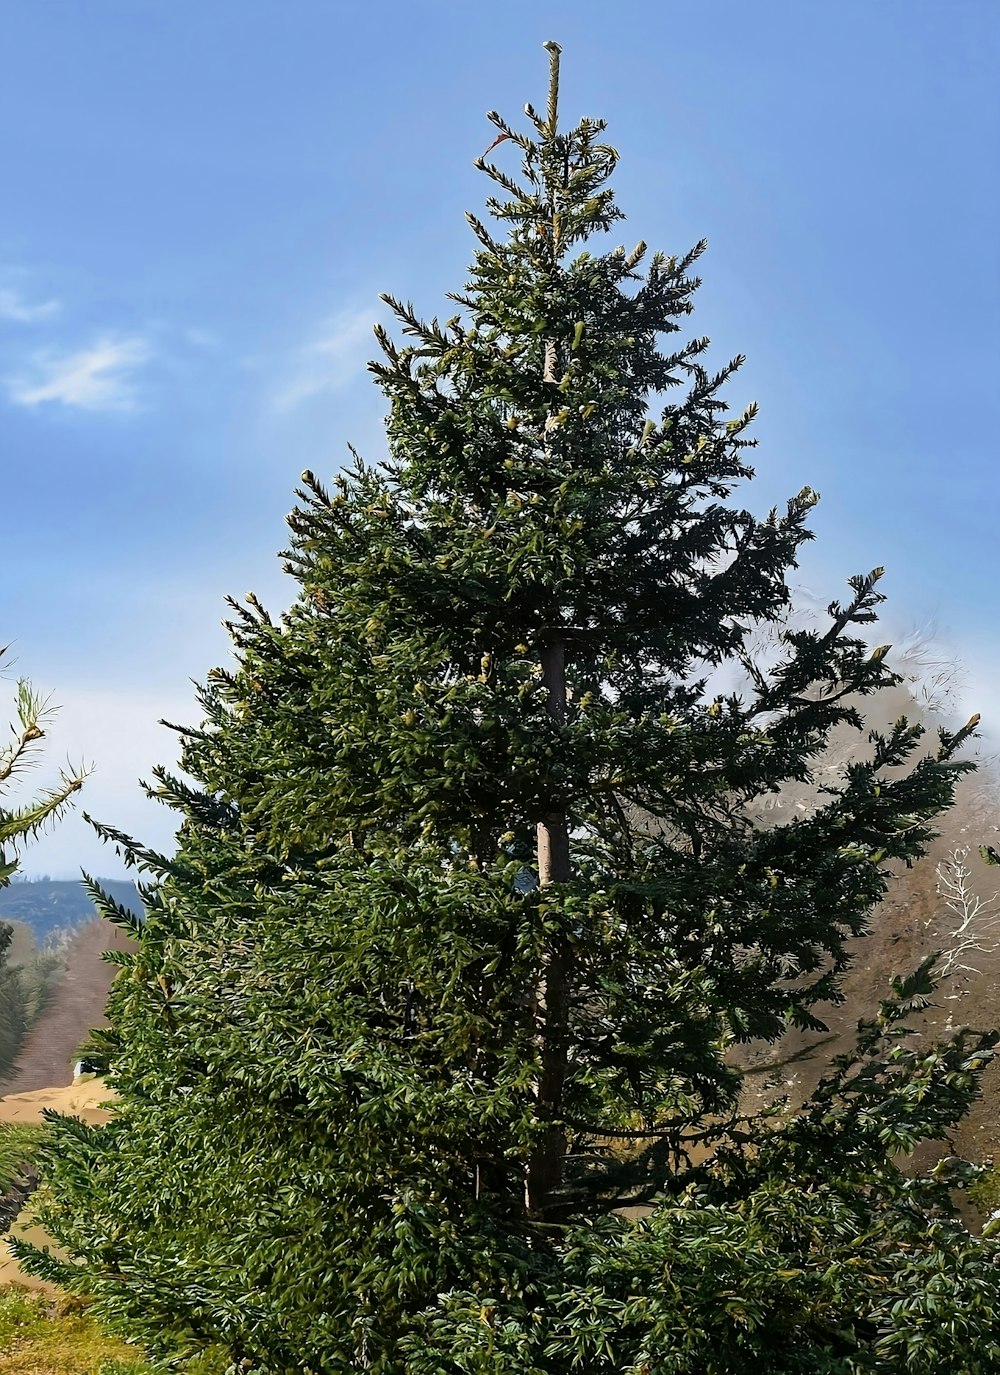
[0,655,87,1130]
[14,45,1000,1373]
[0,663,87,885]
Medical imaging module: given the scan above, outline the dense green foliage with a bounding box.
[13,44,1000,1373]
[0,1121,46,1193]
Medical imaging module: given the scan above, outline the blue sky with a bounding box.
[1,0,997,879]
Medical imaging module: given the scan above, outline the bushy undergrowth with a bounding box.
[969,1166,1000,1224]
[0,1122,48,1195]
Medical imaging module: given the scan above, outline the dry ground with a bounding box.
[0,1077,118,1296]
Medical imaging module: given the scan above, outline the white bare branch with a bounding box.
[930,845,1000,983]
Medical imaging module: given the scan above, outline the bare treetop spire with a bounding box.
[544,40,561,137]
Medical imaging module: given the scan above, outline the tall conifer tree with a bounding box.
[0,662,87,1075]
[15,45,1000,1373]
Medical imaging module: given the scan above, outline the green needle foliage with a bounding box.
[0,654,88,1080]
[0,663,87,883]
[0,651,87,1191]
[14,44,1000,1374]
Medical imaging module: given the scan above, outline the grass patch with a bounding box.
[0,1122,152,1373]
[0,1283,151,1373]
[0,1280,238,1374]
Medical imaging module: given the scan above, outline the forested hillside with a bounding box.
[0,879,143,946]
[0,882,143,1087]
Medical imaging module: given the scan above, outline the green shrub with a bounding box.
[0,1121,47,1193]
[0,1282,50,1349]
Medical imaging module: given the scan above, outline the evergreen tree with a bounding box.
[0,660,87,1080]
[0,663,86,883]
[14,45,1000,1373]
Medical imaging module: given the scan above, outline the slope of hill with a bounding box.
[0,917,138,1095]
[0,878,143,945]
[0,881,144,1094]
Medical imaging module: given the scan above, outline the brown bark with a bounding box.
[525,55,571,1214]
[525,640,572,1218]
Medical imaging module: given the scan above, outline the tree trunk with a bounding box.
[525,165,571,1214]
[526,639,572,1217]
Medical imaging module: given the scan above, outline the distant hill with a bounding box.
[0,879,144,946]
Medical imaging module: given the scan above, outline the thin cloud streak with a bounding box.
[272,307,375,411]
[0,288,60,323]
[6,335,151,412]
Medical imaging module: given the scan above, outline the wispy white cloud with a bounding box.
[272,306,374,411]
[0,288,60,323]
[184,327,219,350]
[6,335,151,412]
